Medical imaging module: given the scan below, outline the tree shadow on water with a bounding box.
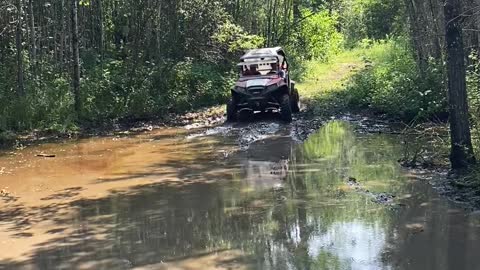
[94,139,236,184]
[0,178,262,270]
[0,142,273,270]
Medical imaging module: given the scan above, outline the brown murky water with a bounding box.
[1,120,480,270]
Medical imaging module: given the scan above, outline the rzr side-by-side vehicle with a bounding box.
[227,47,300,123]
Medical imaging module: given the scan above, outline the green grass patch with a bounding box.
[297,40,447,120]
[298,49,365,99]
[297,42,395,98]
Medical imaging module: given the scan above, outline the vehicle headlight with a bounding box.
[234,86,246,93]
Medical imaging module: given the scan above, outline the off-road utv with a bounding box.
[227,47,300,122]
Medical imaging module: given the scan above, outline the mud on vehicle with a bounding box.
[227,47,300,123]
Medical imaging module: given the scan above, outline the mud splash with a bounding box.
[0,120,480,270]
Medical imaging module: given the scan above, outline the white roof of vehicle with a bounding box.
[240,47,283,60]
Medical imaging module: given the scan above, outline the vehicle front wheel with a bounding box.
[238,110,253,122]
[291,91,300,113]
[226,100,237,122]
[280,94,293,123]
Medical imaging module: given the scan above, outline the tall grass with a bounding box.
[298,39,446,121]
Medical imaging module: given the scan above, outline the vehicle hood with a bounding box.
[246,79,271,88]
[236,76,283,88]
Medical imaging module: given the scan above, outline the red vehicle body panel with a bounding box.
[235,76,285,88]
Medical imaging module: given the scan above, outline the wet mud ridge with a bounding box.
[188,122,283,150]
[187,112,326,151]
[432,172,480,210]
[0,189,17,203]
[347,177,397,206]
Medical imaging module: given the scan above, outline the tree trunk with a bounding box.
[293,0,301,22]
[266,0,272,47]
[15,0,25,97]
[28,0,36,76]
[444,0,476,170]
[60,0,67,70]
[97,0,104,58]
[427,0,442,60]
[71,0,81,116]
[404,0,424,70]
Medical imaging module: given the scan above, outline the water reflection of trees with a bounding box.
[257,121,408,269]
[299,121,405,193]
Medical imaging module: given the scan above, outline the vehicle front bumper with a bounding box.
[236,95,280,111]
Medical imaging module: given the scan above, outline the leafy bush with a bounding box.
[285,10,345,79]
[162,60,235,112]
[467,52,480,153]
[213,21,265,55]
[298,10,344,61]
[342,0,406,47]
[0,18,262,133]
[0,59,75,132]
[80,58,235,124]
[345,40,446,120]
[467,52,480,116]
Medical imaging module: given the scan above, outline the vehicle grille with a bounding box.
[248,87,264,95]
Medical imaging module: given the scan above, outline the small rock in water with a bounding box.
[374,193,395,204]
[406,223,425,234]
[36,154,56,158]
[121,259,133,268]
[347,177,361,189]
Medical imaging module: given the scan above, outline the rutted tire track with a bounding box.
[186,112,326,151]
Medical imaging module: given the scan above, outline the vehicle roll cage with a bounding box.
[237,47,289,74]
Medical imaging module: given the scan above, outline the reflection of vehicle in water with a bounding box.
[242,159,289,189]
[240,137,293,189]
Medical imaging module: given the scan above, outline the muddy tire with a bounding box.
[238,110,253,122]
[291,91,300,113]
[226,100,237,122]
[280,94,293,123]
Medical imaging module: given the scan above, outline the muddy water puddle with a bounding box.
[0,120,480,270]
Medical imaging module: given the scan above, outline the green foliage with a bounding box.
[0,4,262,133]
[362,0,404,39]
[213,21,265,54]
[344,40,446,120]
[298,49,364,96]
[80,59,235,124]
[163,60,235,112]
[28,77,75,131]
[297,10,344,61]
[0,54,236,131]
[467,52,480,152]
[467,52,480,116]
[342,0,405,47]
[298,39,448,122]
[0,53,74,133]
[284,10,345,79]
